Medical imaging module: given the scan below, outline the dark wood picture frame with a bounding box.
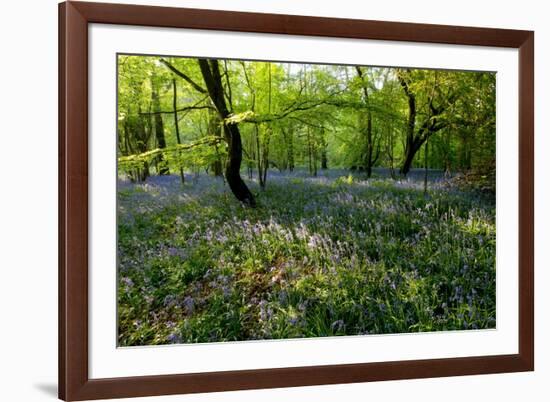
[59,1,534,400]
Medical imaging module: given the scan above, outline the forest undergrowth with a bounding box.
[117,169,496,346]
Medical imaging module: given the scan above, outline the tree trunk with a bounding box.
[225,123,255,205]
[198,59,255,206]
[256,65,272,189]
[443,128,452,178]
[424,138,429,194]
[401,141,420,176]
[398,70,417,177]
[172,79,185,184]
[212,148,223,177]
[152,77,169,175]
[356,67,374,178]
[387,124,396,179]
[254,124,264,188]
[313,147,318,177]
[321,148,328,170]
[247,141,254,179]
[139,162,150,182]
[136,110,150,182]
[365,117,373,178]
[286,129,294,172]
[208,110,223,176]
[307,127,313,175]
[398,70,447,176]
[260,126,271,188]
[321,130,328,170]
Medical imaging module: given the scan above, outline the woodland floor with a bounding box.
[117,168,496,346]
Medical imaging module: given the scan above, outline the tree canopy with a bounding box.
[117,55,496,202]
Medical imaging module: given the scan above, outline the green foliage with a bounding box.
[334,174,355,185]
[117,54,495,181]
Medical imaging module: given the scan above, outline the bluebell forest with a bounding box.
[117,55,496,346]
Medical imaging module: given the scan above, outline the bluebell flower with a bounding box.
[183,296,194,314]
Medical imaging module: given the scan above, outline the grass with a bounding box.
[117,169,496,346]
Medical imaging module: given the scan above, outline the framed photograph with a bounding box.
[59,1,534,400]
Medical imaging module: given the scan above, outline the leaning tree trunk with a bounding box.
[401,123,443,176]
[224,123,255,205]
[401,140,417,176]
[198,58,255,206]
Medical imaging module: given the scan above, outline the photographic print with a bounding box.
[116,55,496,347]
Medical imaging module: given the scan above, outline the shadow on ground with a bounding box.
[34,383,57,398]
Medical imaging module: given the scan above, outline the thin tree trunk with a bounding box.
[398,70,417,176]
[321,148,328,170]
[424,138,429,194]
[321,130,328,170]
[172,79,185,184]
[137,110,150,182]
[283,128,295,172]
[356,67,374,178]
[247,141,254,179]
[388,124,396,179]
[255,124,263,187]
[261,64,272,188]
[208,110,223,176]
[152,77,169,175]
[240,61,260,186]
[313,151,318,177]
[261,130,270,188]
[444,128,452,178]
[288,132,294,172]
[307,127,313,175]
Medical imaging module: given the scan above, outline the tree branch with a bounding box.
[118,136,225,166]
[160,59,207,94]
[288,116,327,131]
[140,105,214,115]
